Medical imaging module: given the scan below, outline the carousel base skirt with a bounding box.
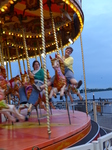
[0,109,91,150]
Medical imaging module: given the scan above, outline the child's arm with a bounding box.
[57,54,65,63]
[57,54,73,67]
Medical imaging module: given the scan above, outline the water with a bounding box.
[81,90,112,100]
[52,90,112,102]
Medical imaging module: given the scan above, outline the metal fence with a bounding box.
[54,98,112,131]
[54,98,112,115]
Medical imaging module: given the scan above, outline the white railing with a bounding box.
[65,143,94,150]
[65,132,112,150]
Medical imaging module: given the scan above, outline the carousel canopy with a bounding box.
[0,0,84,62]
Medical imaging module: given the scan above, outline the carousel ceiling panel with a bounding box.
[0,0,84,61]
[0,0,9,8]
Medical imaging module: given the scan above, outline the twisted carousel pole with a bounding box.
[22,28,30,71]
[22,53,26,72]
[7,45,12,79]
[0,33,4,67]
[5,49,9,80]
[1,42,4,66]
[50,11,59,55]
[40,0,51,139]
[37,41,43,68]
[80,0,88,114]
[14,36,22,73]
[60,37,64,57]
[15,44,22,73]
[80,32,88,114]
[34,49,37,60]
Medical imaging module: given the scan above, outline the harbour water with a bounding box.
[52,90,112,102]
[81,90,112,100]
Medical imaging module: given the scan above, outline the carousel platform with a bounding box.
[0,109,91,150]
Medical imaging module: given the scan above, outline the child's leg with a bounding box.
[8,105,25,121]
[68,85,82,100]
[70,78,78,87]
[70,79,82,89]
[1,111,16,122]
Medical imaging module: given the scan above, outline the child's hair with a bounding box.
[32,60,40,68]
[65,47,73,53]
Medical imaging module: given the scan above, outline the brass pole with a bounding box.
[22,53,26,72]
[60,37,64,57]
[40,0,51,138]
[0,36,4,67]
[80,31,88,114]
[34,49,37,60]
[1,42,4,66]
[37,41,43,67]
[7,46,12,79]
[22,28,30,71]
[16,45,22,73]
[50,11,59,55]
[6,60,9,80]
[5,49,9,80]
[80,0,88,114]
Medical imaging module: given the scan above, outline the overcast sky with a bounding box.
[11,0,112,89]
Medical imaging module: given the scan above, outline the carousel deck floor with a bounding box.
[0,109,91,150]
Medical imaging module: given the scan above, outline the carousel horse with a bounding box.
[0,66,28,122]
[20,71,32,100]
[49,55,82,101]
[19,71,40,113]
[47,69,57,99]
[6,75,22,101]
[0,66,21,103]
[20,71,29,85]
[49,55,67,100]
[19,69,55,114]
[18,71,33,113]
[39,89,55,110]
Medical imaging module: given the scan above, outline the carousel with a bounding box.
[0,0,101,150]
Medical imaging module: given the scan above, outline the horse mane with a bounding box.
[59,60,65,75]
[49,55,65,75]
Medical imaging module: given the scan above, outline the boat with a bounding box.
[0,0,107,150]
